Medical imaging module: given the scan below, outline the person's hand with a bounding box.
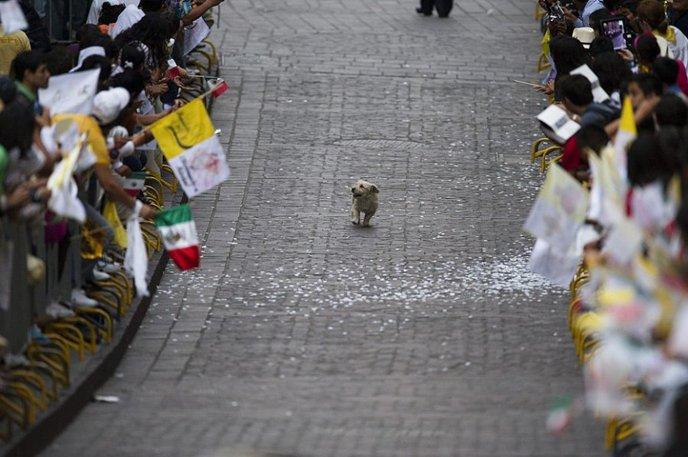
[562,6,578,24]
[32,186,51,202]
[113,137,129,150]
[172,76,191,90]
[138,203,158,220]
[170,99,185,112]
[617,48,635,61]
[35,106,51,128]
[141,129,154,143]
[547,18,567,36]
[208,0,225,6]
[146,81,168,97]
[535,80,555,95]
[28,178,48,191]
[637,96,660,120]
[116,165,132,177]
[5,185,31,209]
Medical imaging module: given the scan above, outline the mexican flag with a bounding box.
[155,205,200,270]
[119,171,146,197]
[211,79,229,98]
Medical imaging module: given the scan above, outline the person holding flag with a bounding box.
[53,87,159,219]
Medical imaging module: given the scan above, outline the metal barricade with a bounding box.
[0,219,82,353]
[32,0,86,41]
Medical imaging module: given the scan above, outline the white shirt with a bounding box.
[109,4,145,38]
[573,0,605,28]
[86,0,140,25]
[662,26,688,65]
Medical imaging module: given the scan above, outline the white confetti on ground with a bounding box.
[161,251,565,314]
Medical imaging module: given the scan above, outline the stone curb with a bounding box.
[1,249,171,457]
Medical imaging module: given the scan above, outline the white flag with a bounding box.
[523,164,589,251]
[183,18,210,56]
[529,239,580,287]
[124,203,149,297]
[630,181,676,233]
[537,105,580,144]
[39,69,100,115]
[571,64,610,103]
[0,0,27,34]
[587,147,625,228]
[46,131,87,222]
[168,134,230,199]
[602,217,643,266]
[669,304,688,358]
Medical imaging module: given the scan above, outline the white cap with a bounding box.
[70,46,105,73]
[572,27,595,49]
[92,87,131,124]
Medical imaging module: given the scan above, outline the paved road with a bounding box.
[43,0,605,456]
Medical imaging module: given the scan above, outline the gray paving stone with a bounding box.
[41,0,605,456]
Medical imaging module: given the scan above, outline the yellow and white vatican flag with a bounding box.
[613,96,636,184]
[149,99,230,198]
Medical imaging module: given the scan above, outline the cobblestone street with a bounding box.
[44,0,605,455]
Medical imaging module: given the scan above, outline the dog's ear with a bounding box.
[371,185,379,193]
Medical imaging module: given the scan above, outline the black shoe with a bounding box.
[438,13,449,17]
[416,7,432,15]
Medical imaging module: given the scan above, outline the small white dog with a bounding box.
[350,179,379,227]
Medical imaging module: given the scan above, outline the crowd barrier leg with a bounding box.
[0,223,33,353]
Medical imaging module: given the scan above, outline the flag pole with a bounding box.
[142,83,222,133]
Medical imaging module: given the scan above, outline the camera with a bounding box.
[546,1,566,24]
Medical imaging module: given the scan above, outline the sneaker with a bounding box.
[97,260,121,273]
[28,324,50,344]
[46,302,76,319]
[71,288,99,307]
[92,268,111,281]
[4,353,30,367]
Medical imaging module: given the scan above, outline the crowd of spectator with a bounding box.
[0,0,223,441]
[534,0,688,455]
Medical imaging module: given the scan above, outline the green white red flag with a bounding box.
[155,204,200,270]
[211,79,229,98]
[119,171,146,197]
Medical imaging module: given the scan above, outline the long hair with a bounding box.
[637,0,669,34]
[0,101,35,156]
[550,35,589,77]
[114,12,180,68]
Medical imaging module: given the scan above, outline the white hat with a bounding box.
[70,46,105,73]
[572,27,595,49]
[92,87,130,124]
